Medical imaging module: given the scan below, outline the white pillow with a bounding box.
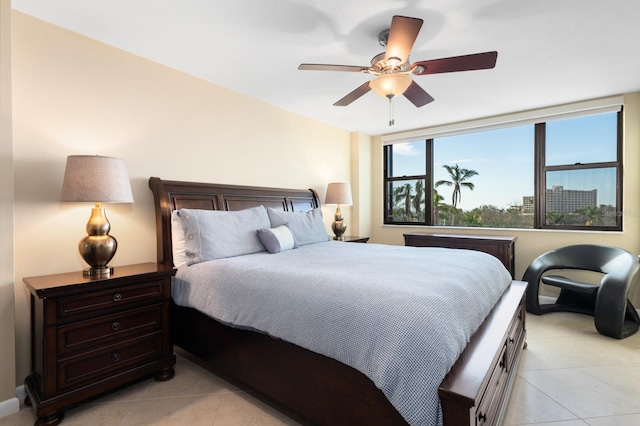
[257,224,297,254]
[180,206,270,265]
[171,210,187,267]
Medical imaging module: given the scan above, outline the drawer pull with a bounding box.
[111,352,121,362]
[478,412,487,423]
[111,322,121,331]
[113,293,122,302]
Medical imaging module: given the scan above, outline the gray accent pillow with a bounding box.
[267,207,330,246]
[179,206,270,265]
[257,223,297,254]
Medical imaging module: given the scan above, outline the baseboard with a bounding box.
[0,395,20,419]
[15,385,25,400]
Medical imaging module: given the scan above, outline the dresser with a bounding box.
[404,233,517,278]
[23,263,176,425]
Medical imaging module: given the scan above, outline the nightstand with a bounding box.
[335,236,370,243]
[23,263,176,425]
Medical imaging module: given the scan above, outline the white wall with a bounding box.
[10,11,356,388]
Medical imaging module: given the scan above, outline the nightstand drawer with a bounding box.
[57,280,164,321]
[57,332,162,392]
[57,304,162,357]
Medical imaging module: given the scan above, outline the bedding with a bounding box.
[172,241,512,425]
[179,206,270,264]
[266,206,330,245]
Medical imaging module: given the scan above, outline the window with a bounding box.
[384,141,428,223]
[539,112,621,229]
[383,109,622,231]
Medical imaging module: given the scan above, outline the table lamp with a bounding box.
[61,155,134,276]
[325,182,352,241]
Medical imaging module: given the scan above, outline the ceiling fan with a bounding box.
[298,15,498,110]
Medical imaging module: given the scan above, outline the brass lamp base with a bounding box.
[331,205,347,241]
[83,266,115,277]
[79,204,118,276]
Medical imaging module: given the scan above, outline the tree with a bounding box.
[432,189,444,223]
[546,211,565,225]
[393,183,414,221]
[461,211,482,226]
[578,206,603,226]
[435,164,479,208]
[413,180,424,219]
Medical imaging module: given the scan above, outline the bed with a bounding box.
[149,176,527,426]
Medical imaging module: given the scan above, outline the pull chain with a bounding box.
[387,95,395,126]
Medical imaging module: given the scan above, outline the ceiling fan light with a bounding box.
[369,73,412,98]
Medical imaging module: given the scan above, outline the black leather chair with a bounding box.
[523,244,640,339]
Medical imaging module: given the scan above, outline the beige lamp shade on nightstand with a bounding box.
[61,155,134,276]
[325,182,352,241]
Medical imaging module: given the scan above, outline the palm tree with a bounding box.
[579,206,602,226]
[413,180,424,219]
[432,189,444,223]
[393,183,413,220]
[435,164,479,208]
[546,211,565,225]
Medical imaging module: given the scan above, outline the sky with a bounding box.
[391,111,618,210]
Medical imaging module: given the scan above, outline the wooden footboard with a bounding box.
[439,280,526,426]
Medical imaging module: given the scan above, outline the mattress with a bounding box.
[172,241,512,425]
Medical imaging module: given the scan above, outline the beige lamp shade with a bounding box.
[61,155,134,203]
[325,182,352,205]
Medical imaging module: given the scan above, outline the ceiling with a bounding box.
[12,0,640,136]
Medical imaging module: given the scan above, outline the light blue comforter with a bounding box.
[173,241,512,425]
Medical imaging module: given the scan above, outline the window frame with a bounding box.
[383,140,432,225]
[383,109,623,231]
[535,112,623,231]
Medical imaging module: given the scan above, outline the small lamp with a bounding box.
[61,155,134,276]
[325,182,352,241]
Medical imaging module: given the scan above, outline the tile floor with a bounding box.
[2,312,640,425]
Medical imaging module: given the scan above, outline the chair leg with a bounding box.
[621,300,640,337]
[595,299,640,339]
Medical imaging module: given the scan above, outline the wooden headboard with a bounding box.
[148,177,321,268]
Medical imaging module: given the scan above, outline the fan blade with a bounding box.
[412,51,498,75]
[333,81,371,106]
[385,16,423,64]
[298,64,369,73]
[403,81,435,107]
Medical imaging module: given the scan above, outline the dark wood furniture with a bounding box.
[404,233,517,278]
[23,263,176,426]
[337,235,369,243]
[150,177,527,426]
